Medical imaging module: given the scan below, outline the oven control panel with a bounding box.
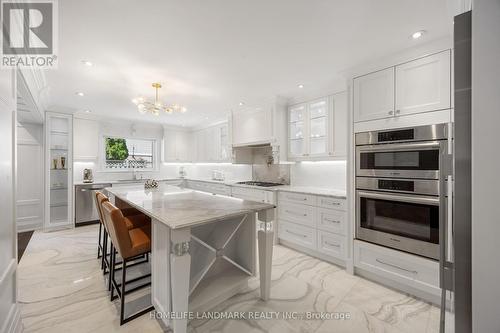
[378,179,415,192]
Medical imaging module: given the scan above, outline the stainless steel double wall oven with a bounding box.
[355,124,452,260]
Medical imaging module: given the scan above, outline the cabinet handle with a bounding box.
[322,199,341,206]
[325,241,340,248]
[286,229,307,238]
[395,109,401,114]
[375,258,418,274]
[324,218,340,224]
[388,111,394,115]
[285,210,307,217]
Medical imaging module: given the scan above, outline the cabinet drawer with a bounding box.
[354,241,439,295]
[279,221,316,250]
[317,208,346,235]
[278,192,316,206]
[231,186,268,203]
[278,202,315,227]
[317,196,346,211]
[317,230,346,259]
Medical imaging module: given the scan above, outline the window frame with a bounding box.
[99,135,158,172]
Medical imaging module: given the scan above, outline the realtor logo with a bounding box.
[1,0,58,68]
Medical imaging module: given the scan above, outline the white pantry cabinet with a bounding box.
[74,118,99,160]
[45,112,73,230]
[162,127,192,162]
[288,92,347,160]
[353,50,451,123]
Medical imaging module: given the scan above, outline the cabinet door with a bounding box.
[162,130,177,162]
[195,130,207,162]
[308,98,328,156]
[353,67,395,122]
[395,51,451,116]
[288,103,307,157]
[175,131,190,162]
[219,123,230,161]
[231,107,272,145]
[332,92,348,156]
[74,118,99,160]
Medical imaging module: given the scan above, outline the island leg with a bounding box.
[257,208,275,301]
[170,228,191,333]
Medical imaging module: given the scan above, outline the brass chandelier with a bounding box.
[132,83,186,115]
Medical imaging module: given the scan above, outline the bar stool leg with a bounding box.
[120,258,127,325]
[97,223,103,259]
[101,229,107,272]
[109,244,114,294]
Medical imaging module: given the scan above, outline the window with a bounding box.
[103,137,156,170]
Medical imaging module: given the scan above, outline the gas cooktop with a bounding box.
[236,181,284,187]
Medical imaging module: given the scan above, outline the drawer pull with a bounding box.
[286,229,307,238]
[287,196,307,201]
[285,210,307,217]
[324,218,340,224]
[322,200,341,206]
[324,241,340,248]
[375,259,418,274]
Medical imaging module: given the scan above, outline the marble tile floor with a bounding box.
[18,225,440,333]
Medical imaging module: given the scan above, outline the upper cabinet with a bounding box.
[164,122,230,163]
[353,67,395,122]
[395,51,451,116]
[162,127,192,162]
[288,92,347,161]
[353,50,451,123]
[74,118,99,161]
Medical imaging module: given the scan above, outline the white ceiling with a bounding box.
[46,0,454,127]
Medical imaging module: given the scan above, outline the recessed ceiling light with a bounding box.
[84,109,91,113]
[411,30,426,40]
[239,102,245,106]
[298,84,304,89]
[81,60,93,67]
[75,92,85,97]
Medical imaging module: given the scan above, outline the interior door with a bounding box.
[353,67,395,122]
[395,51,451,116]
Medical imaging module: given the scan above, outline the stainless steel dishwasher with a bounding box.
[75,183,112,226]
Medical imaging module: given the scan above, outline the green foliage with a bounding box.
[105,138,129,160]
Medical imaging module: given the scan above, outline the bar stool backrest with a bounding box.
[95,191,107,226]
[101,201,134,259]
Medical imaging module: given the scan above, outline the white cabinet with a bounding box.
[45,112,73,230]
[278,191,347,263]
[74,118,99,160]
[162,127,192,162]
[193,122,230,162]
[353,67,395,122]
[185,180,230,196]
[353,50,451,123]
[395,51,451,116]
[231,186,275,204]
[288,92,347,160]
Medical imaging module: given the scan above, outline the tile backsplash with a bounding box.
[252,164,290,184]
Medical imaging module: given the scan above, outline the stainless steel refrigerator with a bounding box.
[440,10,472,333]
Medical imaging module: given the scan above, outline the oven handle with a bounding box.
[357,141,441,152]
[357,190,440,206]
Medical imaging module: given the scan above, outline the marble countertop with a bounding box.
[105,184,275,229]
[75,177,346,199]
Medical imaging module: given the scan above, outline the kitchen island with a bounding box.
[105,184,275,333]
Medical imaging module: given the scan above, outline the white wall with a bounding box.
[290,161,347,190]
[0,69,22,332]
[471,1,500,332]
[16,122,44,231]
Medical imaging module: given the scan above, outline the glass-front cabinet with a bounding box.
[288,97,331,159]
[45,112,73,229]
[288,92,348,160]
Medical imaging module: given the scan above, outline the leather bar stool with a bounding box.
[101,200,154,325]
[95,192,150,277]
